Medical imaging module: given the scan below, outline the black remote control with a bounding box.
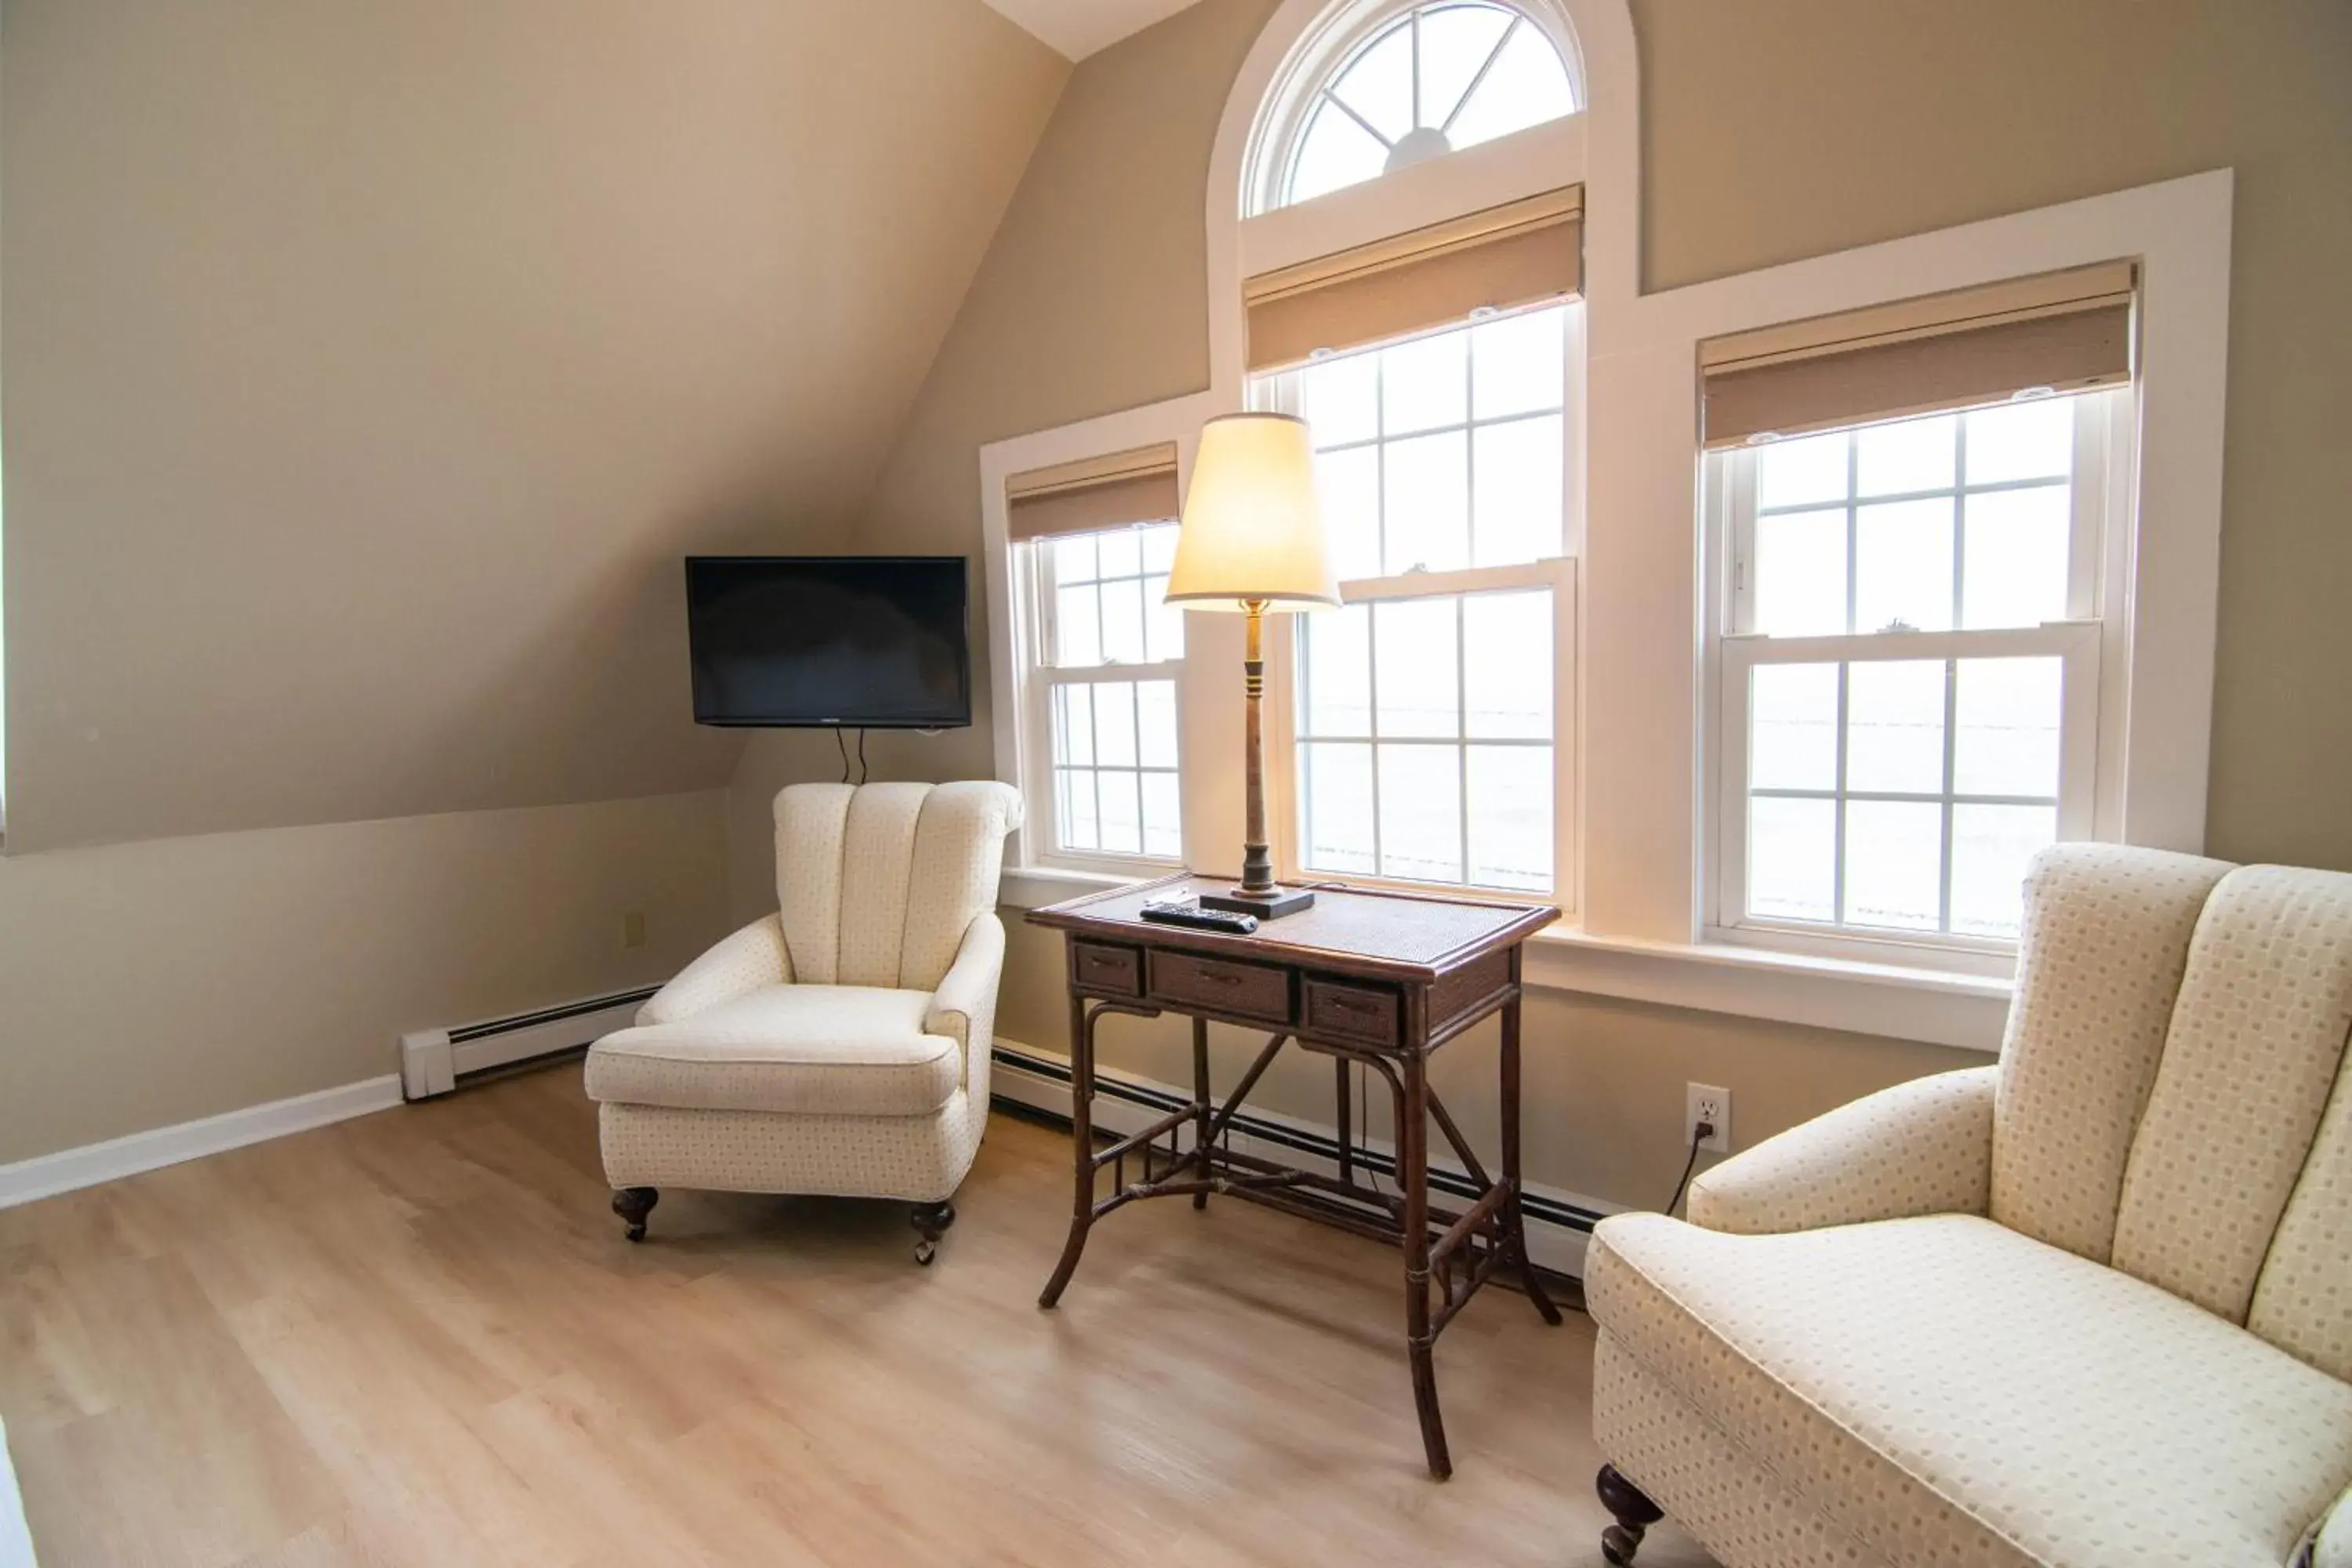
[1140,900,1259,935]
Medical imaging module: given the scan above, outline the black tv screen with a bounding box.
[684,557,971,728]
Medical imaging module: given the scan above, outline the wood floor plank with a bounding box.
[0,1064,1716,1566]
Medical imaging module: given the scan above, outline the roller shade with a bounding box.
[1700,261,2136,448]
[1005,442,1181,543]
[1244,187,1583,372]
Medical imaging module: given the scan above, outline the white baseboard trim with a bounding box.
[989,1040,1619,1279]
[0,1075,404,1210]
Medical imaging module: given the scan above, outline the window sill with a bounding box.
[996,867,2010,1054]
[1522,928,2008,1054]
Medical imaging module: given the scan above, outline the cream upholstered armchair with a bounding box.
[1586,844,2352,1568]
[585,780,1022,1263]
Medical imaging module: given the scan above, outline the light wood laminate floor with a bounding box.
[0,1065,1715,1567]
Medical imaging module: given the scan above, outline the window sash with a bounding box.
[1272,554,1573,897]
[1015,536,1187,873]
[1713,590,2102,962]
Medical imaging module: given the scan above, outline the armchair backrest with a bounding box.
[773,781,1024,993]
[1994,844,2352,1380]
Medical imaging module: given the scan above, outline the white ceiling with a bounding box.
[978,0,1205,60]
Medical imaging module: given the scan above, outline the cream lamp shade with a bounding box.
[1164,412,1340,612]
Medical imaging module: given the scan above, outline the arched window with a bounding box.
[1238,1,1585,898]
[1272,2,1578,210]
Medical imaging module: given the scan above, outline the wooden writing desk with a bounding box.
[1025,872,1563,1479]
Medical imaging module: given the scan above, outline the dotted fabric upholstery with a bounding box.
[2256,1054,2352,1381]
[899,782,1022,991]
[1990,844,2231,1261]
[592,782,1019,1205]
[635,913,792,1026]
[772,781,1023,993]
[586,986,957,1118]
[2313,1486,2352,1568]
[1586,1211,2352,1568]
[1686,1065,1994,1236]
[775,783,855,986]
[2111,864,2352,1323]
[1593,1333,1895,1568]
[597,1091,987,1203]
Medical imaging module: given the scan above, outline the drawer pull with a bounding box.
[1329,993,1375,1011]
[1202,969,1242,985]
[1085,953,1120,967]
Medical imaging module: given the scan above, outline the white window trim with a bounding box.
[1011,526,1188,877]
[987,0,2241,1055]
[1241,0,1589,221]
[1701,390,2129,973]
[981,392,1236,884]
[1247,302,1584,903]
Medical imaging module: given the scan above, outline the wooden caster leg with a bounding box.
[910,1200,956,1265]
[612,1187,659,1243]
[1597,1464,1664,1565]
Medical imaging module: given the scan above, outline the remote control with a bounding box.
[1140,900,1259,935]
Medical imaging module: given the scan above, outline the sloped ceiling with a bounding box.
[0,0,1068,851]
[978,0,1207,60]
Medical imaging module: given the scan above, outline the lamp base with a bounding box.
[1199,884,1316,920]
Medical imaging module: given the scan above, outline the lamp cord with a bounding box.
[1665,1121,1713,1218]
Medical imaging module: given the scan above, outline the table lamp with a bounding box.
[1164,412,1341,919]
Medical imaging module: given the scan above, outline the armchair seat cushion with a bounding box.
[1588,1210,2352,1568]
[584,985,958,1119]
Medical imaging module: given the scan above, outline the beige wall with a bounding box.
[1634,0,2352,873]
[0,0,1073,1167]
[0,789,730,1165]
[2,0,1066,852]
[729,0,2351,1212]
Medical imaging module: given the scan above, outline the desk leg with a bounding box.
[1501,985,1563,1326]
[1399,1050,1451,1479]
[1039,994,1095,1309]
[1191,1016,1211,1210]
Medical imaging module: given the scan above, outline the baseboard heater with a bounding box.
[400,985,658,1100]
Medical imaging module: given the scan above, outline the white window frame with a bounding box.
[1249,305,1582,902]
[1243,0,1587,220]
[1704,390,2132,972]
[1012,524,1188,877]
[1199,1,2227,1054]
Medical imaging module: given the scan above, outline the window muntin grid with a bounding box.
[1722,392,2114,948]
[1027,520,1185,866]
[1283,2,1578,208]
[1272,306,1567,895]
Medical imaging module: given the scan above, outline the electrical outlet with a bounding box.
[1686,1083,1731,1153]
[622,910,647,949]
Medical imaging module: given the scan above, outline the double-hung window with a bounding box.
[1255,306,1573,893]
[1704,263,2138,960]
[1006,448,1189,872]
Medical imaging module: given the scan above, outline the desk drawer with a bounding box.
[1149,950,1292,1022]
[1070,940,1142,997]
[1304,978,1399,1047]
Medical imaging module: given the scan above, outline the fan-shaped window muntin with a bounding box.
[1285,3,1577,207]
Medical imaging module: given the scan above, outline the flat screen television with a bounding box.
[684,556,971,728]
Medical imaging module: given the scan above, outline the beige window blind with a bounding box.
[1243,186,1583,372]
[1700,260,2136,448]
[1005,442,1181,543]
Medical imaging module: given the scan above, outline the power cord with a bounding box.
[833,728,873,785]
[1664,1120,1715,1218]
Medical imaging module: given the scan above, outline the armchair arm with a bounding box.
[636,913,792,1026]
[2304,1483,2350,1568]
[924,913,1006,1093]
[1686,1065,1998,1236]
